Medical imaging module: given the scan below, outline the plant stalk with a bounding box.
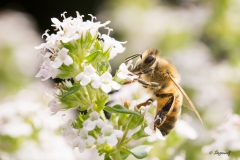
[111,149,122,160]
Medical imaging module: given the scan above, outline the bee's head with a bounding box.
[127,49,159,74]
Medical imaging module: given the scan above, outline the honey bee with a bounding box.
[125,49,203,136]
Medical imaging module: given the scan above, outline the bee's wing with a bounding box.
[167,71,203,124]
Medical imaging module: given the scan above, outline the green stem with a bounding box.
[86,85,95,102]
[123,137,132,144]
[100,110,107,123]
[111,149,122,160]
[83,86,91,103]
[110,128,129,160]
[118,128,129,147]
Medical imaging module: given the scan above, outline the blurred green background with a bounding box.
[0,0,240,159]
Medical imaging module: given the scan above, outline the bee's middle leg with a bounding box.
[136,98,154,109]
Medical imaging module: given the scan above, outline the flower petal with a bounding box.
[58,48,69,56]
[41,74,51,81]
[106,135,118,146]
[89,111,100,120]
[52,58,62,68]
[101,72,112,82]
[155,129,166,140]
[91,81,101,89]
[86,136,95,146]
[111,81,121,90]
[97,137,105,144]
[63,55,73,66]
[72,136,80,147]
[91,74,101,89]
[78,140,86,153]
[101,84,112,93]
[144,126,154,136]
[114,130,123,138]
[80,75,91,86]
[101,125,113,135]
[85,121,96,131]
[84,64,96,75]
[96,119,105,129]
[75,72,84,81]
[117,72,127,79]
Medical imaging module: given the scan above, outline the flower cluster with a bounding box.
[35,12,132,112]
[0,83,83,160]
[202,113,240,152]
[62,111,124,153]
[35,12,126,82]
[35,12,162,160]
[75,64,121,93]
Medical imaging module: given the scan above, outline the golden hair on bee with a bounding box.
[125,49,203,136]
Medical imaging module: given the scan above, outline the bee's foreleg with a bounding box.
[141,68,153,74]
[123,77,139,85]
[138,79,159,88]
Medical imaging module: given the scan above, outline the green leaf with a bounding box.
[132,123,149,140]
[118,113,130,128]
[56,63,80,79]
[127,145,153,159]
[104,105,141,116]
[97,61,110,75]
[120,150,130,160]
[62,85,81,99]
[85,50,101,63]
[127,114,144,130]
[104,153,112,160]
[95,40,102,50]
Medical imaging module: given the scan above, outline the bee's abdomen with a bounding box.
[158,106,181,136]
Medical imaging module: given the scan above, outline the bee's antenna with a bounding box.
[125,53,142,63]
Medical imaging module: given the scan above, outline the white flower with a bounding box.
[75,64,98,86]
[117,63,130,79]
[62,79,73,88]
[0,117,33,137]
[77,128,96,152]
[85,14,111,37]
[92,72,121,93]
[202,113,240,152]
[48,98,64,114]
[83,111,105,131]
[117,62,138,81]
[144,117,166,141]
[142,105,165,141]
[61,119,80,148]
[35,60,58,81]
[34,30,61,51]
[175,119,198,140]
[52,48,73,68]
[62,120,74,137]
[35,12,111,52]
[102,34,127,59]
[97,124,123,146]
[90,73,101,88]
[173,151,186,160]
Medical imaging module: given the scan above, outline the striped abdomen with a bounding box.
[158,106,181,136]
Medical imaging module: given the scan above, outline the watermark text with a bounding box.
[209,150,231,156]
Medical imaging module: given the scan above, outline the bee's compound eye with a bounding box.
[144,55,155,64]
